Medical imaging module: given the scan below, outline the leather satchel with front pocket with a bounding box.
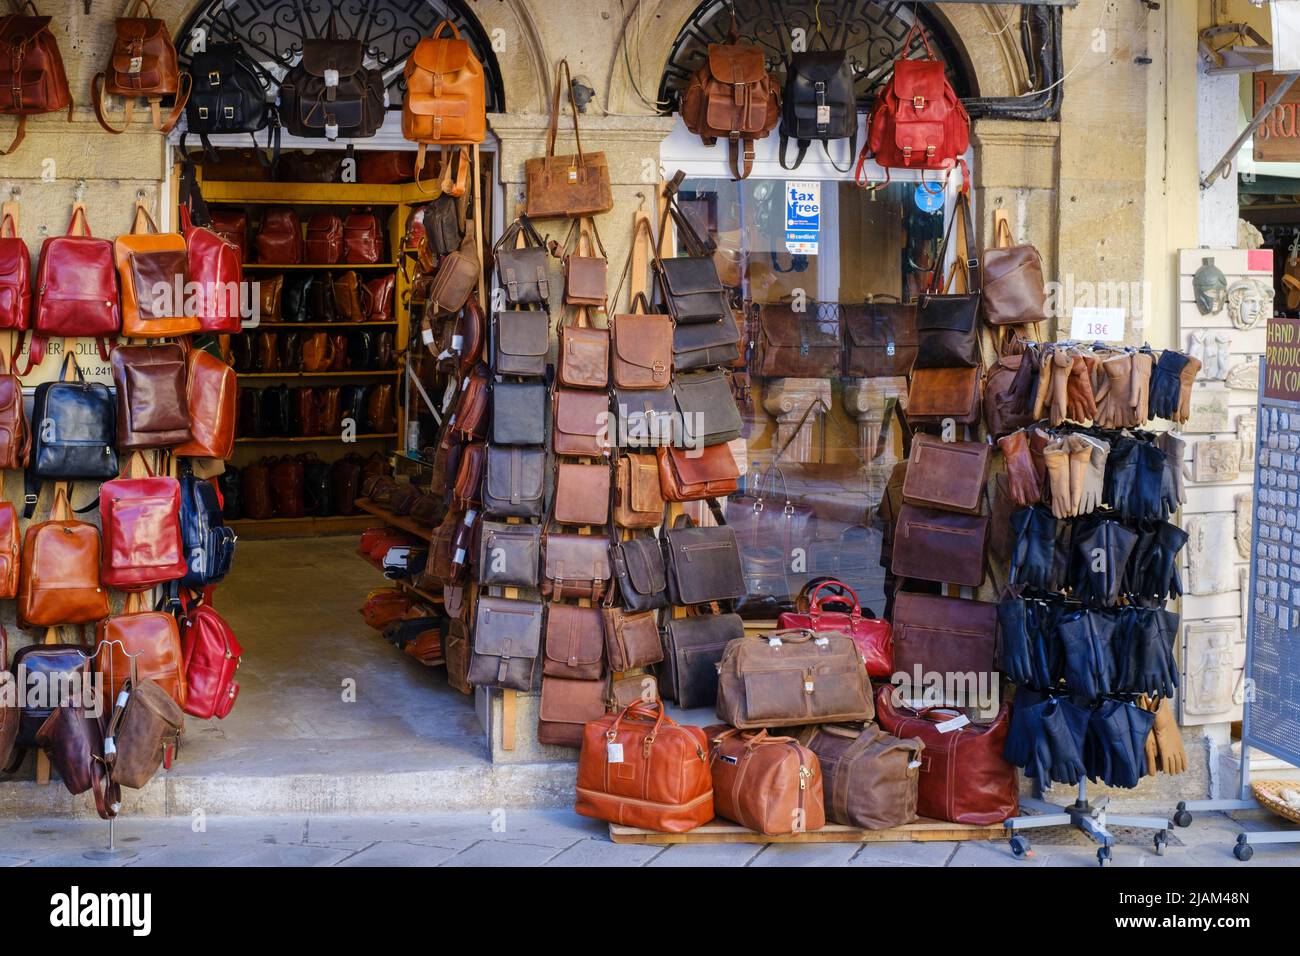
[673,369,742,448]
[543,604,605,681]
[661,509,746,606]
[542,532,610,602]
[660,612,743,709]
[655,177,729,326]
[111,343,193,449]
[557,309,608,390]
[553,388,610,458]
[601,606,663,672]
[902,435,991,515]
[116,205,199,338]
[906,366,982,426]
[657,443,740,502]
[612,293,672,389]
[495,217,551,307]
[525,59,614,219]
[715,629,875,730]
[614,453,663,529]
[608,533,668,613]
[468,596,543,691]
[483,444,545,518]
[613,387,676,449]
[754,303,842,378]
[892,591,998,683]
[891,503,987,588]
[426,233,478,317]
[494,309,549,378]
[562,218,608,308]
[18,488,110,628]
[478,520,540,589]
[673,316,741,372]
[492,382,547,446]
[843,298,917,377]
[554,462,610,527]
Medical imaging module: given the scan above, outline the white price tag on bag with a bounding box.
[935,715,971,734]
[606,742,624,764]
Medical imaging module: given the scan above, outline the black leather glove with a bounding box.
[1070,519,1139,606]
[1058,610,1112,699]
[1005,688,1048,767]
[1132,607,1180,698]
[1088,699,1157,788]
[998,597,1035,687]
[1042,697,1090,785]
[1010,505,1060,592]
[1105,437,1139,514]
[1148,349,1189,421]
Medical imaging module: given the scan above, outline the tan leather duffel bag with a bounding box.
[710,729,825,835]
[799,724,923,830]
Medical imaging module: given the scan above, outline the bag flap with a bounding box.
[759,306,841,348]
[554,389,606,437]
[485,447,544,500]
[672,317,737,352]
[659,256,723,297]
[789,51,851,86]
[545,534,610,579]
[0,15,51,45]
[672,370,728,415]
[300,38,364,78]
[621,538,665,594]
[844,303,917,346]
[916,295,978,333]
[544,607,603,667]
[628,456,661,513]
[891,58,946,105]
[665,443,737,484]
[706,43,766,85]
[497,311,548,358]
[474,599,542,657]
[114,16,167,44]
[907,366,980,416]
[983,245,1043,285]
[538,675,606,724]
[410,36,472,76]
[613,314,671,367]
[668,612,742,648]
[894,591,996,637]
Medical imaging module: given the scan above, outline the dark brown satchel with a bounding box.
[982,217,1046,328]
[483,444,545,518]
[799,724,922,830]
[426,233,478,317]
[715,628,874,730]
[106,678,183,790]
[562,218,608,308]
[754,302,841,378]
[890,504,987,588]
[552,387,610,458]
[557,307,609,390]
[613,453,663,529]
[913,193,981,370]
[600,606,663,672]
[542,532,610,602]
[901,435,990,515]
[661,503,746,606]
[843,298,917,377]
[906,366,982,426]
[892,591,998,683]
[468,596,543,691]
[494,216,551,306]
[525,59,613,219]
[35,672,121,820]
[543,604,605,681]
[537,675,607,748]
[493,309,549,378]
[554,462,610,527]
[709,729,825,836]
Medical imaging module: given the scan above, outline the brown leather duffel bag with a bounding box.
[715,628,873,730]
[575,700,713,833]
[799,723,922,830]
[709,729,825,835]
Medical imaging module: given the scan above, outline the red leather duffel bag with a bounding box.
[779,579,892,679]
[177,590,241,720]
[99,452,187,591]
[874,684,1018,825]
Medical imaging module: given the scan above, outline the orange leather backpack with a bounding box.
[116,203,201,338]
[403,20,486,185]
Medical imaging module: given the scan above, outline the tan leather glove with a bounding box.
[1077,435,1109,514]
[1151,695,1186,774]
[1032,346,1055,421]
[1175,356,1202,425]
[1042,439,1073,519]
[1130,351,1153,426]
[1050,350,1073,426]
[1065,434,1092,515]
[1100,353,1134,428]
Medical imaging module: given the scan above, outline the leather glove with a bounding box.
[998,596,1035,687]
[1049,349,1073,426]
[1065,353,1098,423]
[1043,439,1073,519]
[1149,694,1187,775]
[1089,699,1156,788]
[1032,346,1055,420]
[1142,696,1160,777]
[1105,437,1137,517]
[1148,349,1189,421]
[1005,688,1047,767]
[1042,697,1089,786]
[1066,434,1093,516]
[1077,435,1109,514]
[1010,505,1060,592]
[1099,353,1134,428]
[1156,432,1187,505]
[1028,424,1052,489]
[1175,355,1202,424]
[998,429,1042,508]
[1130,350,1153,426]
[1058,610,1108,699]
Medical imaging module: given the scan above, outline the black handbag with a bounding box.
[608,531,669,612]
[24,355,117,517]
[914,193,981,370]
[778,51,857,171]
[673,369,742,448]
[661,499,746,606]
[301,455,332,517]
[339,385,368,434]
[493,309,549,378]
[308,271,338,322]
[611,387,676,449]
[425,195,462,257]
[672,317,741,372]
[494,217,551,307]
[654,173,728,326]
[491,382,547,446]
[348,330,375,370]
[660,613,743,709]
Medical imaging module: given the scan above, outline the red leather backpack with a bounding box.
[177,590,241,720]
[180,206,243,333]
[0,210,30,329]
[269,455,304,518]
[99,452,187,590]
[256,207,302,264]
[304,212,343,264]
[23,206,120,374]
[0,3,73,155]
[343,210,381,264]
[862,25,969,178]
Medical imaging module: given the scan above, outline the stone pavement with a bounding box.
[0,809,1296,867]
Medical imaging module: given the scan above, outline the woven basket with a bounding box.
[1252,780,1300,825]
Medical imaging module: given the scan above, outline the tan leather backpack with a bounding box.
[403,19,486,184]
[680,27,779,179]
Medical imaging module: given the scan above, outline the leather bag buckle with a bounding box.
[913,95,926,110]
[207,70,220,86]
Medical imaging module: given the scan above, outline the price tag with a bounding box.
[767,637,783,647]
[421,326,435,346]
[936,715,971,734]
[606,742,624,764]
[451,333,464,352]
[323,68,339,88]
[128,56,143,74]
[1069,306,1125,343]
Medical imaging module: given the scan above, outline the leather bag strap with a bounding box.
[545,58,586,164]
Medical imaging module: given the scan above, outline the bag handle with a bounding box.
[807,579,862,624]
[608,698,672,747]
[901,22,938,61]
[925,191,979,296]
[66,205,92,237]
[0,211,17,238]
[431,19,462,41]
[131,202,160,235]
[610,215,656,314]
[545,59,585,165]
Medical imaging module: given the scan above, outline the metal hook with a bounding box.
[72,179,86,204]
[7,185,18,201]
[635,191,646,211]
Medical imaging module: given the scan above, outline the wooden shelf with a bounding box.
[609,819,1005,846]
[355,497,434,542]
[200,180,410,205]
[227,514,377,539]
[237,369,399,378]
[242,263,398,270]
[251,321,397,329]
[236,433,397,444]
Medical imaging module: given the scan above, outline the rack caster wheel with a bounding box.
[1174,802,1192,828]
[1234,835,1254,862]
[1009,835,1031,859]
[1097,846,1112,867]
[1154,833,1167,856]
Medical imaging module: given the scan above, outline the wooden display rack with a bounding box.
[609,818,1004,845]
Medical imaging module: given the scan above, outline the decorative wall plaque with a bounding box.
[1186,512,1238,594]
[1236,491,1253,558]
[1238,409,1258,470]
[1226,356,1262,390]
[1193,438,1241,483]
[1183,384,1232,433]
[1182,619,1242,722]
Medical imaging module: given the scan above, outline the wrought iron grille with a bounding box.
[657,0,971,113]
[176,0,504,110]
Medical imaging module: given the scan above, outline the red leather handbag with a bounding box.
[99,452,186,591]
[177,590,241,720]
[874,685,1018,825]
[23,206,120,374]
[343,210,382,263]
[256,207,302,264]
[180,204,243,333]
[778,580,892,679]
[0,500,18,599]
[172,346,238,460]
[0,210,30,329]
[304,212,344,264]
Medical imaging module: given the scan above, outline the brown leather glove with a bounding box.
[998,429,1042,507]
[1028,424,1052,488]
[1065,434,1093,516]
[1032,346,1055,421]
[1151,695,1186,774]
[1175,355,1202,425]
[1042,438,1073,519]
[1130,351,1153,426]
[1065,353,1098,423]
[1099,352,1134,428]
[1049,349,1073,426]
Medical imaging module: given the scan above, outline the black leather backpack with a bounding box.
[24,355,118,517]
[779,51,857,171]
[184,42,279,160]
[279,36,385,142]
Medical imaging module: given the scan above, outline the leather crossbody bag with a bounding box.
[542,528,611,602]
[613,453,663,529]
[483,444,545,518]
[612,386,676,449]
[657,443,740,502]
[494,216,550,306]
[543,605,604,681]
[492,381,547,446]
[552,387,610,458]
[600,606,662,672]
[906,366,982,426]
[477,520,540,588]
[891,591,998,684]
[674,316,742,372]
[426,233,478,317]
[538,675,607,749]
[468,596,543,691]
[661,500,745,606]
[673,368,742,448]
[557,305,609,390]
[525,59,613,219]
[901,434,990,515]
[654,174,728,326]
[914,192,980,369]
[612,293,672,389]
[608,531,668,613]
[660,612,742,709]
[554,461,610,527]
[494,309,549,378]
[562,217,608,308]
[891,503,987,588]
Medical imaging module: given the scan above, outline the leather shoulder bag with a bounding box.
[656,443,740,502]
[494,216,551,307]
[544,604,605,681]
[426,233,478,317]
[673,368,742,448]
[906,365,982,426]
[901,434,990,515]
[478,519,540,588]
[613,452,663,529]
[525,59,613,219]
[914,192,981,370]
[661,500,745,606]
[494,308,549,378]
[654,175,729,326]
[891,590,998,684]
[482,444,545,518]
[562,218,609,309]
[552,387,609,458]
[600,605,662,672]
[890,503,987,588]
[554,461,610,527]
[612,292,672,390]
[660,612,742,709]
[608,530,668,613]
[105,677,183,790]
[542,529,611,602]
[468,595,543,691]
[538,675,608,749]
[493,381,547,447]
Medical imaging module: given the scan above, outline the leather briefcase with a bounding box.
[542,532,610,602]
[673,369,742,448]
[483,445,545,518]
[552,387,610,458]
[554,462,610,527]
[892,591,998,685]
[902,435,990,514]
[661,511,745,606]
[709,729,825,835]
[601,606,662,672]
[799,724,922,830]
[716,629,874,730]
[543,605,605,681]
[525,59,614,219]
[906,366,982,425]
[468,596,543,691]
[478,520,540,588]
[657,443,740,501]
[575,700,713,833]
[612,293,672,389]
[609,534,668,612]
[494,309,549,378]
[613,453,663,529]
[842,298,917,377]
[875,686,1018,825]
[494,217,551,306]
[537,675,607,748]
[754,303,841,378]
[660,612,742,709]
[557,309,608,389]
[492,381,547,446]
[891,503,987,588]
[612,386,676,449]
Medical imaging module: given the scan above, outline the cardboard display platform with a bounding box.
[609,818,1004,845]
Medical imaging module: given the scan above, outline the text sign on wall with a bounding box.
[1264,316,1300,402]
[1253,73,1300,163]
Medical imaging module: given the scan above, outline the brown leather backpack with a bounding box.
[403,19,486,185]
[173,346,237,459]
[92,0,190,134]
[680,26,779,179]
[97,591,186,707]
[0,501,18,599]
[0,1,73,155]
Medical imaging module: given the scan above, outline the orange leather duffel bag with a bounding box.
[709,729,825,836]
[575,699,713,833]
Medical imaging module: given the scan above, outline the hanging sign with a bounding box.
[914,182,944,213]
[784,180,820,255]
[1069,306,1125,343]
[1264,316,1300,402]
[1253,72,1300,163]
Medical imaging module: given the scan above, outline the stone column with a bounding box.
[760,378,834,463]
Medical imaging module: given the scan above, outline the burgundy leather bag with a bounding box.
[891,591,998,683]
[890,503,987,588]
[875,685,1018,825]
[0,348,29,470]
[343,210,382,263]
[257,207,302,264]
[304,212,343,263]
[0,210,30,329]
[99,452,187,591]
[111,343,193,449]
